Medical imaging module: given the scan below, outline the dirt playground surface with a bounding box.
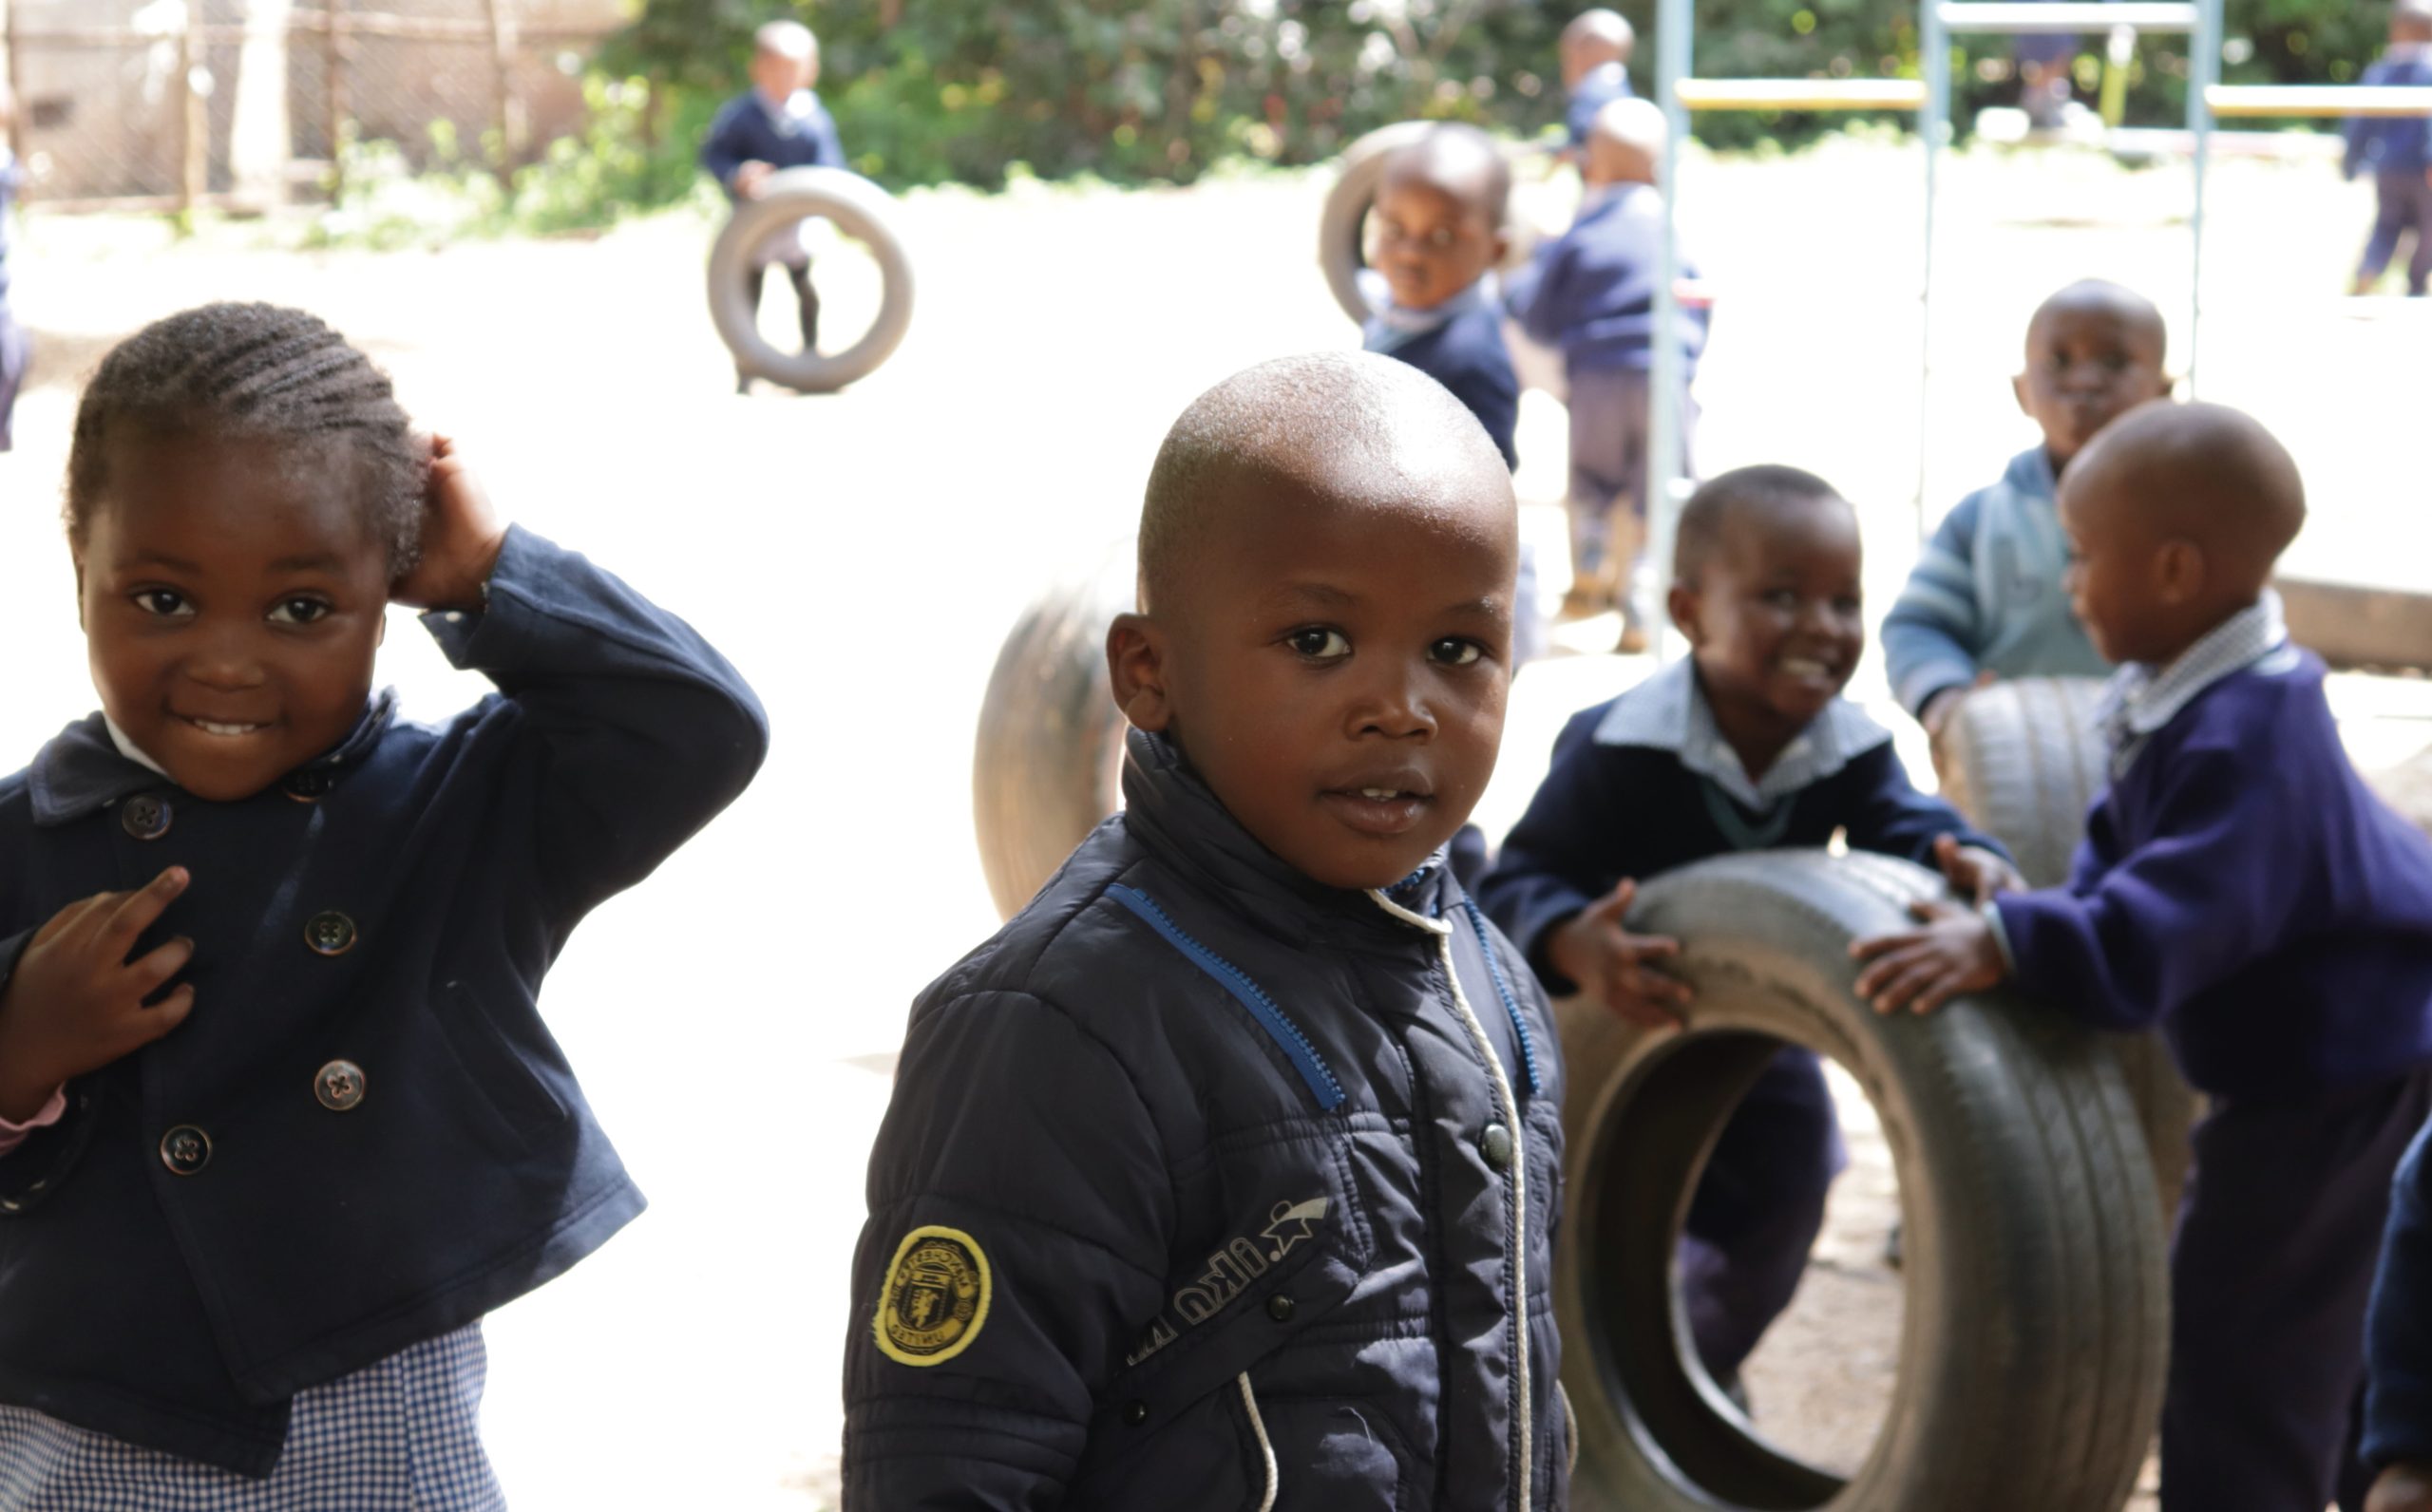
[2,136,2425,1507]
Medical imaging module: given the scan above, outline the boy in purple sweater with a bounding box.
[1854,401,2432,1512]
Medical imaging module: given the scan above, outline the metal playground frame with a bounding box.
[1641,0,2432,651]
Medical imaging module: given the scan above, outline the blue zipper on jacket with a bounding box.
[1105,884,1347,1112]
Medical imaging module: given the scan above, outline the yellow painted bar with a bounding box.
[2204,85,2432,119]
[1675,78,1928,111]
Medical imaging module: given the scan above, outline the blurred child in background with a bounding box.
[1507,97,1710,651]
[700,21,846,390]
[2344,0,2432,297]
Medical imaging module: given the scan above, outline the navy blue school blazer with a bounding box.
[0,527,768,1475]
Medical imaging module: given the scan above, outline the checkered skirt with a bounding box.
[0,1324,504,1511]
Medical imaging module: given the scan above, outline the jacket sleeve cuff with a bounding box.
[1896,661,1977,719]
[2364,1388,2432,1472]
[0,1087,68,1159]
[1982,899,2017,973]
[1518,904,1589,998]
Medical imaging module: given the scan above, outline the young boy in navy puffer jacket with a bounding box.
[843,352,1571,1511]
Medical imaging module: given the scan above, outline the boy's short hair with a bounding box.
[2397,0,2432,35]
[1380,123,1511,231]
[2070,401,2304,583]
[1673,464,1846,583]
[754,20,817,60]
[1563,9,1636,55]
[2028,278,2169,359]
[1137,351,1510,612]
[1589,98,1667,161]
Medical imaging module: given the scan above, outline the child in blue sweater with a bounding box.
[2345,0,2432,297]
[699,21,846,390]
[1507,97,1710,650]
[1881,279,2170,737]
[1856,401,2432,1512]
[1482,465,2016,1395]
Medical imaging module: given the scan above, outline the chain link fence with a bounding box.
[1,0,624,211]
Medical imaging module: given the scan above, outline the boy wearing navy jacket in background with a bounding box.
[1361,123,1521,470]
[1857,402,2432,1512]
[699,21,845,389]
[1481,465,2015,1396]
[1508,97,1709,648]
[2344,0,2432,297]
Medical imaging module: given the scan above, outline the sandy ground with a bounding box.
[2,133,2427,1507]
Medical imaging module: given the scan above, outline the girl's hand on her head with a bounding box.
[1548,879,1693,1031]
[2369,1464,2432,1512]
[1850,898,2007,1016]
[0,868,198,1122]
[390,434,508,612]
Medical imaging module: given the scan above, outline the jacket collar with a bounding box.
[29,690,400,826]
[1116,728,1454,950]
[1573,180,1652,224]
[1362,271,1501,351]
[2098,592,2291,760]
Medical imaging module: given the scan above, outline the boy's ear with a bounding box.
[2010,371,2033,419]
[1665,580,1703,647]
[70,553,86,632]
[1488,228,1511,269]
[2153,537,2207,607]
[1107,613,1174,732]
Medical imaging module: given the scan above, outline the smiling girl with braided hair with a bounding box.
[0,302,766,1503]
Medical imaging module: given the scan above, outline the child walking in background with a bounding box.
[0,304,766,1502]
[1856,402,2432,1512]
[1482,465,2016,1398]
[844,352,1570,1507]
[700,20,846,388]
[1507,96,1710,651]
[1882,278,2171,737]
[2345,0,2432,297]
[1560,9,1636,159]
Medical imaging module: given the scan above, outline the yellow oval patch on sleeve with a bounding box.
[874,1225,994,1367]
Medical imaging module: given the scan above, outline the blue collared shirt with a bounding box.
[1593,656,1894,813]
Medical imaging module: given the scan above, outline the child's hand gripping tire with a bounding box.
[971,546,1136,920]
[707,166,915,394]
[1934,674,2199,1226]
[1557,850,2168,1512]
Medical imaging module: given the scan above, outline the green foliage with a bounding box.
[307,74,718,249]
[327,0,2408,217]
